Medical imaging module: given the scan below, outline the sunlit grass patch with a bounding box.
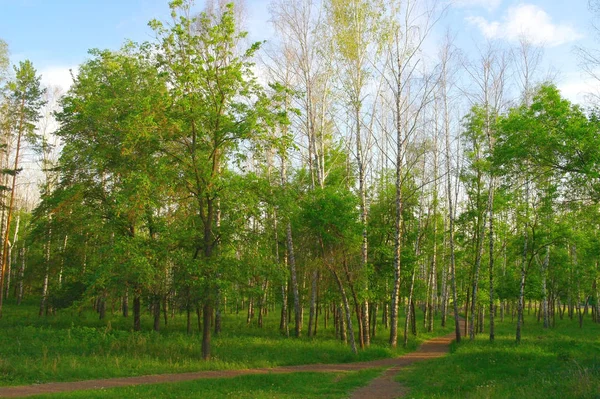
[397,314,600,398]
[0,299,451,386]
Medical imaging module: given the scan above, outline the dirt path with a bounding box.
[0,326,461,398]
[349,329,461,399]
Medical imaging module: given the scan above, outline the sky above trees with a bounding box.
[0,0,595,103]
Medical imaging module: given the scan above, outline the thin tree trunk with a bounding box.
[307,271,318,337]
[410,300,417,336]
[516,267,527,343]
[516,175,529,344]
[98,293,106,320]
[196,303,202,333]
[405,193,423,347]
[390,82,403,348]
[258,279,268,328]
[356,102,370,347]
[345,271,364,349]
[404,267,417,347]
[5,243,11,300]
[202,303,212,359]
[58,234,67,290]
[442,51,461,343]
[470,192,488,340]
[448,196,461,344]
[123,287,129,317]
[441,216,449,327]
[274,201,289,336]
[163,294,169,327]
[428,257,436,332]
[465,286,470,337]
[133,292,141,331]
[331,269,357,354]
[371,303,378,338]
[186,306,192,334]
[16,246,25,305]
[0,97,26,317]
[5,214,19,299]
[280,282,289,336]
[213,290,222,334]
[542,247,550,328]
[594,273,600,324]
[246,296,254,325]
[488,179,496,341]
[339,303,347,343]
[286,221,302,337]
[39,221,51,317]
[428,119,440,333]
[153,295,160,332]
[314,275,319,336]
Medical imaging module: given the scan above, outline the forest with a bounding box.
[0,0,599,398]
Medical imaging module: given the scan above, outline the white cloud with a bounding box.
[467,4,583,47]
[39,65,77,91]
[453,0,502,11]
[558,73,600,105]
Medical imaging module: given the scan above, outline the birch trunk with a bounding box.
[331,268,357,354]
[488,179,496,341]
[287,222,301,337]
[280,152,301,337]
[442,56,461,343]
[39,221,51,316]
[516,178,529,344]
[307,271,318,337]
[0,97,26,316]
[542,246,550,328]
[16,246,25,305]
[389,41,404,348]
[5,214,19,298]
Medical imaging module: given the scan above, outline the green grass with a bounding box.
[0,298,452,386]
[397,313,600,399]
[29,369,383,399]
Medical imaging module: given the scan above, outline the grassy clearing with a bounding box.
[0,298,452,386]
[28,369,383,399]
[397,313,600,398]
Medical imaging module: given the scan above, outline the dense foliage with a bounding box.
[0,0,599,366]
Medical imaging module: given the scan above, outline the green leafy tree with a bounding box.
[494,84,596,341]
[300,185,362,353]
[149,0,274,359]
[50,46,170,326]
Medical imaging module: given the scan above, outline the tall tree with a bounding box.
[327,0,386,347]
[269,0,334,337]
[0,60,45,317]
[386,0,441,347]
[494,84,598,342]
[150,0,271,358]
[461,43,510,341]
[53,44,171,324]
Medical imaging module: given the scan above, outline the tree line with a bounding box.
[0,0,599,360]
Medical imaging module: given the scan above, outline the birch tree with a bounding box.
[0,60,45,317]
[269,0,334,338]
[386,0,441,348]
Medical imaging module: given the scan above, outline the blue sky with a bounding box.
[0,0,596,103]
[441,0,595,102]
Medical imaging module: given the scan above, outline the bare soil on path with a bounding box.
[0,325,461,398]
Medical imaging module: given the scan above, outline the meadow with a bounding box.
[3,299,599,398]
[0,297,450,387]
[397,312,600,399]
